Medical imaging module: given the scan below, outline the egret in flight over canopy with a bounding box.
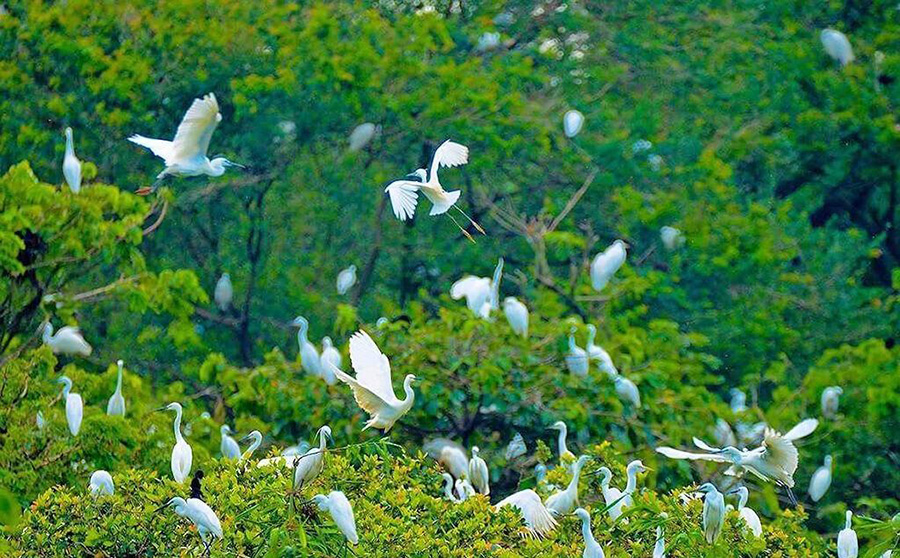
[43,322,92,356]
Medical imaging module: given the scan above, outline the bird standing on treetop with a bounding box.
[821,29,854,67]
[293,425,332,490]
[621,460,649,510]
[313,491,359,545]
[598,467,626,521]
[57,376,82,436]
[548,421,576,467]
[214,273,233,311]
[698,483,726,544]
[821,386,843,419]
[837,510,858,558]
[590,240,627,291]
[503,297,529,337]
[729,486,762,538]
[545,455,591,516]
[468,446,490,496]
[158,495,222,554]
[62,127,82,194]
[336,265,357,295]
[319,337,341,386]
[89,470,114,497]
[292,316,321,377]
[585,324,617,378]
[808,455,833,503]
[574,508,605,558]
[494,489,558,539]
[106,359,126,417]
[220,425,240,460]
[162,402,192,484]
[240,430,263,462]
[565,328,589,377]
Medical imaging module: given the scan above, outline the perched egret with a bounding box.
[585,325,617,378]
[590,240,627,291]
[160,496,223,553]
[441,473,459,502]
[214,273,233,311]
[653,519,666,558]
[729,486,762,537]
[575,508,605,558]
[545,455,590,515]
[106,359,126,417]
[549,421,576,466]
[89,470,114,497]
[565,328,589,377]
[714,418,737,448]
[468,446,490,495]
[563,110,585,138]
[621,460,649,509]
[330,330,416,432]
[506,432,527,460]
[660,226,685,251]
[615,376,641,409]
[36,410,46,430]
[455,478,476,501]
[451,258,503,319]
[729,388,748,413]
[838,511,858,558]
[240,430,263,462]
[495,489,558,539]
[424,439,469,480]
[822,386,843,419]
[598,467,626,520]
[503,297,529,337]
[63,127,82,194]
[294,425,332,490]
[292,316,321,377]
[313,491,359,545]
[164,402,193,484]
[336,265,357,295]
[319,337,341,385]
[57,376,83,436]
[128,93,244,194]
[43,323,92,356]
[698,483,726,544]
[348,122,378,152]
[384,139,484,236]
[220,425,241,460]
[821,29,854,67]
[809,455,833,503]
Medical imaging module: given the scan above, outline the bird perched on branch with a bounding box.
[495,489,558,539]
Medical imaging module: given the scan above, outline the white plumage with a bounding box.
[165,402,193,484]
[240,430,263,462]
[653,523,666,558]
[294,425,332,490]
[220,425,241,459]
[468,446,490,495]
[165,497,223,548]
[575,508,605,558]
[590,240,627,291]
[615,376,641,408]
[43,323,92,356]
[565,328,589,377]
[660,226,685,251]
[503,297,529,337]
[821,386,843,419]
[599,467,625,520]
[450,258,503,319]
[494,489,558,539]
[808,455,833,503]
[89,470,114,497]
[319,337,341,385]
[621,460,648,509]
[837,510,858,558]
[424,439,469,480]
[292,316,321,377]
[441,473,458,502]
[313,491,359,545]
[505,432,527,460]
[106,359,126,417]
[57,376,82,436]
[63,127,82,194]
[698,483,726,543]
[545,455,590,515]
[336,265,357,295]
[821,29,854,67]
[214,273,233,311]
[730,486,762,537]
[563,110,585,138]
[585,325,618,378]
[348,122,378,151]
[36,411,46,430]
[549,421,576,466]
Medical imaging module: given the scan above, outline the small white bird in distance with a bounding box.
[837,510,858,558]
[503,297,528,337]
[565,328,589,377]
[331,330,416,432]
[43,322,92,356]
[549,421,577,466]
[424,439,469,480]
[214,273,233,311]
[809,455,833,503]
[292,316,321,377]
[319,337,341,385]
[158,496,223,553]
[653,516,667,558]
[161,402,193,484]
[590,240,627,291]
[106,359,126,416]
[314,491,359,545]
[451,258,503,319]
[128,92,244,194]
[660,226,685,251]
[697,483,726,544]
[89,470,114,497]
[574,508,605,558]
[240,430,263,462]
[441,473,459,502]
[468,446,490,495]
[348,122,378,152]
[505,432,527,461]
[220,425,241,460]
[615,375,642,409]
[563,110,585,138]
[384,139,485,240]
[545,455,591,516]
[730,388,748,413]
[495,489,558,539]
[821,386,843,419]
[729,486,762,537]
[336,265,357,295]
[821,29,855,67]
[585,325,618,378]
[57,376,83,436]
[36,411,46,430]
[294,425,332,490]
[63,127,82,194]
[598,467,626,520]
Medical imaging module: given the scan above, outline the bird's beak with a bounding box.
[240,434,253,442]
[227,160,246,169]
[152,502,170,515]
[153,405,168,413]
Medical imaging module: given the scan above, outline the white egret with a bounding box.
[821,29,854,67]
[57,376,82,436]
[451,258,503,319]
[574,508,605,558]
[441,473,459,502]
[384,139,484,236]
[106,359,126,417]
[468,446,490,495]
[63,127,82,194]
[313,491,358,545]
[653,519,666,558]
[838,510,858,558]
[565,328,589,377]
[43,322,92,356]
[590,240,627,291]
[455,478,476,501]
[505,432,527,460]
[535,463,548,484]
[598,467,626,520]
[164,402,193,484]
[89,470,114,497]
[698,483,726,543]
[809,455,833,503]
[291,316,321,377]
[330,330,416,432]
[214,273,233,311]
[494,489,558,539]
[294,425,332,490]
[348,122,378,152]
[714,418,737,448]
[160,496,223,553]
[240,430,263,462]
[822,386,843,419]
[660,226,685,251]
[503,297,529,337]
[220,425,241,460]
[336,265,357,295]
[319,337,340,385]
[729,486,762,537]
[476,32,501,52]
[621,460,649,509]
[563,110,585,138]
[128,93,244,194]
[424,439,469,480]
[585,325,617,378]
[36,410,46,430]
[549,421,576,466]
[729,388,748,413]
[283,440,312,457]
[615,375,641,409]
[545,455,590,515]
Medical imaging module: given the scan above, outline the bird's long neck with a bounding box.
[737,491,747,510]
[115,363,123,393]
[625,469,638,493]
[580,515,595,547]
[402,379,415,405]
[568,461,584,491]
[43,325,53,344]
[557,428,568,456]
[65,130,74,156]
[587,326,596,348]
[568,334,577,352]
[298,324,308,345]
[173,407,184,443]
[845,511,852,529]
[249,435,261,454]
[61,381,71,397]
[318,431,328,450]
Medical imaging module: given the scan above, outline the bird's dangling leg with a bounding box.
[454,205,486,235]
[447,214,476,244]
[136,174,168,196]
[783,484,798,507]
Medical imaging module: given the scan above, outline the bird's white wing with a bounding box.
[495,490,557,539]
[128,135,174,162]
[332,365,391,415]
[693,437,722,452]
[762,429,799,477]
[171,93,222,160]
[347,331,398,404]
[384,180,421,221]
[783,418,818,442]
[656,447,730,462]
[450,276,484,299]
[428,140,469,183]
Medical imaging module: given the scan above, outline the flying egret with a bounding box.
[590,240,627,291]
[313,491,359,545]
[57,376,82,436]
[729,486,762,537]
[214,273,233,311]
[821,29,854,67]
[698,483,726,543]
[160,496,223,553]
[220,425,241,460]
[128,92,244,194]
[384,139,484,238]
[43,323,92,356]
[506,432,527,460]
[330,330,416,432]
[319,337,341,386]
[424,439,469,480]
[63,127,82,194]
[565,327,589,377]
[240,430,263,462]
[729,388,748,413]
[468,446,490,496]
[574,508,605,558]
[163,402,193,484]
[441,473,459,502]
[598,467,626,520]
[548,421,576,466]
[621,460,649,509]
[838,511,858,558]
[545,455,591,515]
[822,386,843,419]
[585,325,617,378]
[89,470,114,497]
[503,297,529,337]
[294,425,332,490]
[36,411,46,430]
[615,375,641,409]
[336,265,357,295]
[451,258,503,319]
[660,226,685,251]
[653,517,666,558]
[106,359,126,417]
[809,455,833,503]
[495,489,558,539]
[348,122,378,151]
[563,110,585,138]
[292,316,321,377]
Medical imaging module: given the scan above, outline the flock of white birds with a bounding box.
[37,28,890,556]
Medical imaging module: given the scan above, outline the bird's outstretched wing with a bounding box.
[428,140,469,184]
[385,180,421,221]
[656,447,730,462]
[347,330,398,405]
[495,490,557,539]
[331,364,390,415]
[128,135,174,162]
[171,93,222,160]
[762,428,799,477]
[692,437,721,452]
[783,418,818,442]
